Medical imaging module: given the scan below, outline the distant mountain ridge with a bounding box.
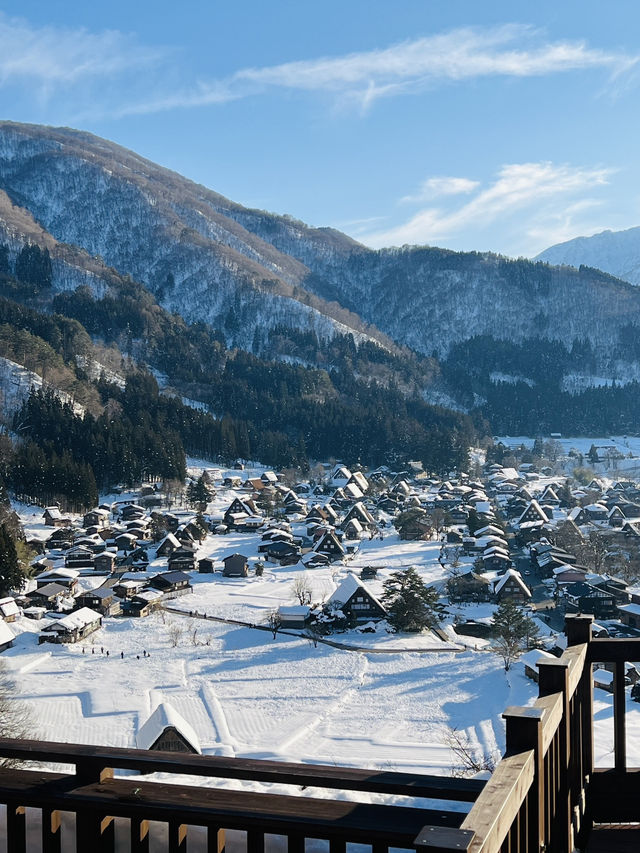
[535,226,640,287]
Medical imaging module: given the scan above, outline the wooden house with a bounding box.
[618,603,640,629]
[342,502,376,532]
[156,533,181,558]
[120,504,146,521]
[447,571,493,603]
[222,554,249,577]
[198,557,215,574]
[93,552,117,573]
[314,530,346,561]
[64,546,94,570]
[137,702,201,754]
[82,509,110,529]
[167,546,197,573]
[127,589,163,617]
[36,568,79,592]
[39,608,102,644]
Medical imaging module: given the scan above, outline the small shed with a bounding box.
[278,605,311,629]
[198,557,215,574]
[223,554,249,577]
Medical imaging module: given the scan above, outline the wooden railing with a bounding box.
[419,614,622,853]
[0,739,483,853]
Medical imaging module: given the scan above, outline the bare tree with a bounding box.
[265,608,282,639]
[291,573,313,606]
[444,726,499,778]
[167,622,183,648]
[0,662,34,766]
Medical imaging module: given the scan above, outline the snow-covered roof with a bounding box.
[47,607,102,632]
[278,605,310,617]
[593,668,614,686]
[519,649,555,669]
[0,597,19,618]
[0,620,14,646]
[37,568,79,580]
[619,603,640,617]
[494,569,531,597]
[134,589,164,603]
[136,702,201,753]
[327,573,385,611]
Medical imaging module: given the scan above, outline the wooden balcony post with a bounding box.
[74,757,115,850]
[565,614,593,647]
[503,706,544,852]
[614,660,627,773]
[538,659,572,852]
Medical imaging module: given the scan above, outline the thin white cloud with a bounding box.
[361,162,615,255]
[107,23,640,117]
[0,17,635,120]
[400,177,480,204]
[0,14,165,94]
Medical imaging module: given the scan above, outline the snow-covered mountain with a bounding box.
[535,226,640,287]
[3,121,640,376]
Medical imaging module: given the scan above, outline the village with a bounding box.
[2,446,640,771]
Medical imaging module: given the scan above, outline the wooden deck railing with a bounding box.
[3,613,638,853]
[0,738,483,853]
[419,613,640,853]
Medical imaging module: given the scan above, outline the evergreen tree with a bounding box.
[491,600,539,671]
[381,567,444,633]
[187,474,212,508]
[0,525,24,595]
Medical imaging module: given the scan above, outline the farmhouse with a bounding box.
[493,569,531,604]
[327,574,387,621]
[40,607,102,644]
[136,702,201,754]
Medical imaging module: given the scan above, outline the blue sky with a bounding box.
[1,0,640,257]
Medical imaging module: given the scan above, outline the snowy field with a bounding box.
[3,611,539,779]
[6,457,640,787]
